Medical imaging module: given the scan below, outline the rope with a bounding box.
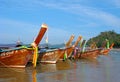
[32,47,38,68]
[20,45,34,50]
[31,43,38,68]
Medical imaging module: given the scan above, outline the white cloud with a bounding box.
[83,8,120,28]
[25,0,120,29]
[1,1,120,29]
[110,0,120,8]
[0,0,120,44]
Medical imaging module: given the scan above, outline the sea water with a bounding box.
[0,49,120,82]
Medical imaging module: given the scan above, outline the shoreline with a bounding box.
[111,48,120,51]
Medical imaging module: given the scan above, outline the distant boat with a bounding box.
[59,35,75,60]
[78,48,102,59]
[100,43,114,55]
[0,24,48,68]
[78,41,114,59]
[73,40,102,59]
[61,36,82,60]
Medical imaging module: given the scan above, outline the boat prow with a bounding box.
[0,23,48,68]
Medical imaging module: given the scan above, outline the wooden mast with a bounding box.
[33,24,48,46]
[73,36,82,47]
[65,34,75,47]
[0,23,48,68]
[31,23,48,68]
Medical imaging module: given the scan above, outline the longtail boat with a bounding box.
[38,48,65,64]
[76,40,102,59]
[78,48,102,59]
[58,35,74,60]
[70,36,82,59]
[65,34,75,47]
[100,43,114,55]
[37,35,74,64]
[59,36,82,60]
[0,24,47,68]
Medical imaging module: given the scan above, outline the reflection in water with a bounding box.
[32,69,37,82]
[0,50,120,82]
[0,68,30,82]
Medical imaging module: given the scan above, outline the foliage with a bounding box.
[87,30,120,48]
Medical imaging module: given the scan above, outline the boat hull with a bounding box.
[100,49,110,55]
[78,49,101,59]
[0,49,33,68]
[38,49,64,64]
[59,47,73,60]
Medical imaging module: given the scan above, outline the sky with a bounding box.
[0,0,120,44]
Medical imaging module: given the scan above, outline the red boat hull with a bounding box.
[100,49,110,55]
[38,49,65,64]
[0,49,33,68]
[78,49,101,59]
[59,47,73,60]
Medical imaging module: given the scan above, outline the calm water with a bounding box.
[0,50,120,82]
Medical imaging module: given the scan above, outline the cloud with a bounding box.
[110,0,120,8]
[43,1,120,28]
[1,0,120,29]
[83,8,120,28]
[0,0,120,44]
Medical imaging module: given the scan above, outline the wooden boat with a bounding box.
[58,35,74,60]
[0,24,47,68]
[74,40,102,59]
[78,48,102,59]
[100,49,110,55]
[100,43,114,55]
[38,48,65,64]
[37,35,74,64]
[65,34,75,47]
[59,36,82,60]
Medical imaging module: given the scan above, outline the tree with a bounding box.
[87,30,120,48]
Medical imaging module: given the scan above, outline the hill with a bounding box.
[87,30,120,48]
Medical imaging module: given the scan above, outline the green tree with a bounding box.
[87,30,120,48]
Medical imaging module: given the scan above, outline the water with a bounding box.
[0,50,120,82]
